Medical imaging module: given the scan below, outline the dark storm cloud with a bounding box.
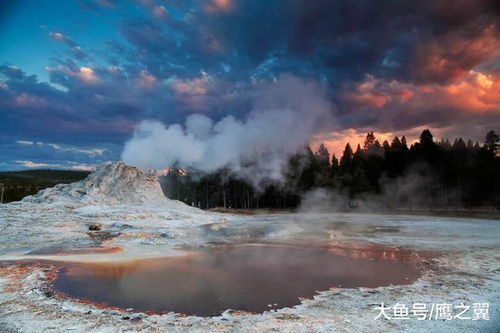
[0,64,134,142]
[119,0,499,99]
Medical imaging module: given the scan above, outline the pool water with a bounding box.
[52,244,420,316]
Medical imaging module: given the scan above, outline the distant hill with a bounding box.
[0,169,90,203]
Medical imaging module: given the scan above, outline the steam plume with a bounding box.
[121,75,334,188]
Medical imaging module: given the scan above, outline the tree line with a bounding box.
[0,170,90,203]
[160,129,500,210]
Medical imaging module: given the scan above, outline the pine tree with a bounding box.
[315,143,330,169]
[485,130,499,154]
[314,143,331,187]
[363,132,376,151]
[331,154,339,173]
[340,143,353,172]
[401,136,408,150]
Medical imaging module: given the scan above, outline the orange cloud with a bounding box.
[342,75,416,111]
[77,67,99,83]
[137,70,157,90]
[152,5,168,20]
[330,70,500,156]
[353,75,392,108]
[442,70,499,112]
[411,24,500,83]
[47,66,100,84]
[344,70,500,115]
[397,88,414,103]
[205,0,233,14]
[170,73,216,110]
[172,75,210,96]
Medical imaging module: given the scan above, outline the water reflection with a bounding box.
[53,244,421,316]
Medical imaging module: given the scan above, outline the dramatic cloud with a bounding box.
[338,70,500,131]
[1,0,499,169]
[411,24,500,83]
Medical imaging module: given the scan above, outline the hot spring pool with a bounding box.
[51,244,422,316]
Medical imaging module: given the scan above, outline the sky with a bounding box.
[0,0,499,170]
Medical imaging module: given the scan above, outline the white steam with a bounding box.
[121,75,334,188]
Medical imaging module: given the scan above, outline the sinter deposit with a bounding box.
[22,162,169,205]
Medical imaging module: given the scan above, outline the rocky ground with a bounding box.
[0,163,498,332]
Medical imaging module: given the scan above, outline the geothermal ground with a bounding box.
[0,163,498,332]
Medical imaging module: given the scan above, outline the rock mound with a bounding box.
[24,162,167,205]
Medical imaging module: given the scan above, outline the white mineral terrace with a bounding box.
[0,162,498,332]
